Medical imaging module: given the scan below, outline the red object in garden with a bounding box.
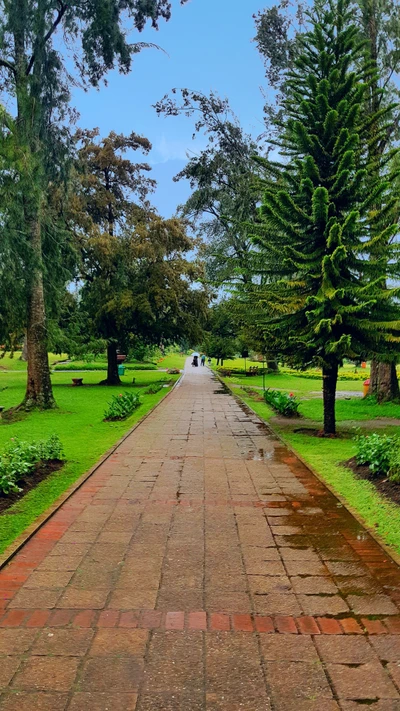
[363,378,370,398]
[361,361,367,368]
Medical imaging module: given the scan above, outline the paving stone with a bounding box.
[0,630,36,655]
[266,660,333,706]
[68,692,138,710]
[79,658,144,692]
[0,658,22,689]
[327,662,399,699]
[32,629,94,656]
[347,594,399,616]
[315,636,377,663]
[260,635,319,662]
[12,657,79,691]
[89,629,148,656]
[0,692,68,710]
[298,594,350,616]
[370,636,400,661]
[340,702,400,710]
[291,576,338,594]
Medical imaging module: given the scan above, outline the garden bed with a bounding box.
[0,459,64,515]
[345,456,400,507]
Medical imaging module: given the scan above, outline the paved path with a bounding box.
[1,363,400,710]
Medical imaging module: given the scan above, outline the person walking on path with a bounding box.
[201,354,206,366]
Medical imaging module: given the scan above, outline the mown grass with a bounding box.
[229,382,400,555]
[0,369,179,553]
[0,352,68,371]
[157,353,187,370]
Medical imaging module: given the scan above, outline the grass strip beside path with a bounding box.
[231,386,400,557]
[0,370,181,553]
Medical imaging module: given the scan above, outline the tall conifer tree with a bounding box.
[254,0,400,434]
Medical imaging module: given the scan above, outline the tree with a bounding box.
[79,209,208,384]
[202,301,239,366]
[70,127,205,384]
[155,90,264,288]
[252,0,400,435]
[0,0,189,409]
[255,0,400,401]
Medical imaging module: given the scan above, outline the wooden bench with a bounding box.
[246,366,259,376]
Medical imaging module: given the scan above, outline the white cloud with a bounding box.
[150,134,207,165]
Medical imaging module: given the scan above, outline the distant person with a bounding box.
[208,357,211,365]
[192,355,199,367]
[201,354,206,366]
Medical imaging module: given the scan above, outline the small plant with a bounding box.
[103,392,141,421]
[144,383,164,395]
[0,435,64,496]
[388,448,400,483]
[167,368,180,374]
[264,388,300,417]
[355,433,398,476]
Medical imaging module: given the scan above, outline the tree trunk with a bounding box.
[322,363,338,435]
[369,360,399,402]
[23,218,55,409]
[104,342,121,385]
[20,336,28,362]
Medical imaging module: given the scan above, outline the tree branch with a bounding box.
[26,1,68,75]
[0,58,16,75]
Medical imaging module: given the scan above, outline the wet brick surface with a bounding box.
[1,361,400,709]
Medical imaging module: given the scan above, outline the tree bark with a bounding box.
[322,363,338,435]
[369,360,399,402]
[20,336,28,362]
[23,216,55,409]
[103,342,121,385]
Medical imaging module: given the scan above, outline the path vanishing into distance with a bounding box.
[2,362,400,709]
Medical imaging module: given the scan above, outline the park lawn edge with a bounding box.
[0,378,182,564]
[223,379,400,563]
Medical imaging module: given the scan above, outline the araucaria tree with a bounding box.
[0,0,187,409]
[254,0,400,435]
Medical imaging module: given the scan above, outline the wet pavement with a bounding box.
[1,362,400,709]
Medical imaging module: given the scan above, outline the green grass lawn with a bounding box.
[0,352,68,371]
[226,377,400,555]
[157,352,187,370]
[225,371,365,394]
[0,369,179,554]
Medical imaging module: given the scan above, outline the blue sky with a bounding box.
[72,0,268,218]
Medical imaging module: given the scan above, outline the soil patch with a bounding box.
[292,427,349,439]
[0,460,64,515]
[345,456,400,506]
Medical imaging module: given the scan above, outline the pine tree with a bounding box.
[253,0,400,435]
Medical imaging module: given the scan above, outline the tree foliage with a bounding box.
[250,0,400,434]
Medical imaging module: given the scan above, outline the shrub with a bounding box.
[103,392,141,421]
[144,383,164,395]
[167,368,180,374]
[0,435,64,496]
[389,449,400,483]
[355,433,398,476]
[264,389,300,417]
[130,364,157,370]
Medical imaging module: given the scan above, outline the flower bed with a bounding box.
[0,435,64,496]
[264,388,300,417]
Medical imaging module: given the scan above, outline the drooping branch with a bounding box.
[26,1,68,75]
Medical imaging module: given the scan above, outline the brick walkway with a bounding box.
[1,363,400,710]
